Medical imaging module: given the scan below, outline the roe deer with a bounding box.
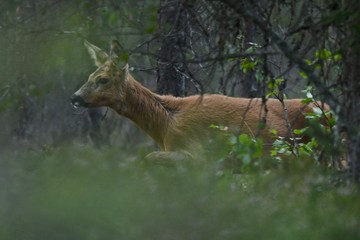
[71,40,329,166]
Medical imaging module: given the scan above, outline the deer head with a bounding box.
[71,40,128,108]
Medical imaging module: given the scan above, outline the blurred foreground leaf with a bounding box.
[0,146,359,240]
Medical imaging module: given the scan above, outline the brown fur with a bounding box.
[71,41,329,164]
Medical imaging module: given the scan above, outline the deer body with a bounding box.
[71,41,325,165]
[114,76,313,151]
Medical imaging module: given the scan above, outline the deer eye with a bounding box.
[97,78,109,85]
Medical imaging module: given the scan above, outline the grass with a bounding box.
[0,144,359,240]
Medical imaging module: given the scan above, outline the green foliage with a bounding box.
[227,133,264,170]
[316,48,332,61]
[0,145,359,240]
[240,58,256,73]
[300,48,343,80]
[239,43,261,74]
[210,125,269,172]
[270,87,341,167]
[267,78,286,99]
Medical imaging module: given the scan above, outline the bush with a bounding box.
[1,145,359,240]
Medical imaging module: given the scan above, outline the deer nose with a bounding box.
[70,94,88,108]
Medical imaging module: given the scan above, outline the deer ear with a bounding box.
[84,40,109,67]
[110,40,128,65]
[122,63,129,76]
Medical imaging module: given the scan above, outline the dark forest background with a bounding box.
[1,0,360,239]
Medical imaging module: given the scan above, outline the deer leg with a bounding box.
[145,151,193,167]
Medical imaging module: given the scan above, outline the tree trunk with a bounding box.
[157,0,187,96]
[239,22,260,98]
[341,1,360,181]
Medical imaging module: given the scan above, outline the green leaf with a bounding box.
[242,155,251,165]
[312,107,323,116]
[275,78,285,85]
[314,64,322,69]
[240,58,256,73]
[306,91,313,99]
[294,128,306,135]
[209,124,219,129]
[244,46,256,54]
[228,135,237,146]
[316,49,332,60]
[273,139,285,147]
[334,53,342,61]
[238,134,250,144]
[299,71,308,79]
[270,129,278,135]
[305,113,317,119]
[301,98,313,104]
[277,147,288,154]
[328,118,336,127]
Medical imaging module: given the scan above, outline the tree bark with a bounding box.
[239,22,260,98]
[341,1,360,181]
[157,0,187,96]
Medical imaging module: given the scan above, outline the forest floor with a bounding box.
[1,144,359,240]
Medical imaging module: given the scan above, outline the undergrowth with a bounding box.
[0,144,359,240]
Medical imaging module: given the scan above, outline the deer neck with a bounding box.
[111,76,171,149]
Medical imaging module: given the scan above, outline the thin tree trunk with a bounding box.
[341,1,360,181]
[239,22,259,98]
[157,0,187,96]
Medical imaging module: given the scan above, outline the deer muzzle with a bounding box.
[70,94,89,108]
